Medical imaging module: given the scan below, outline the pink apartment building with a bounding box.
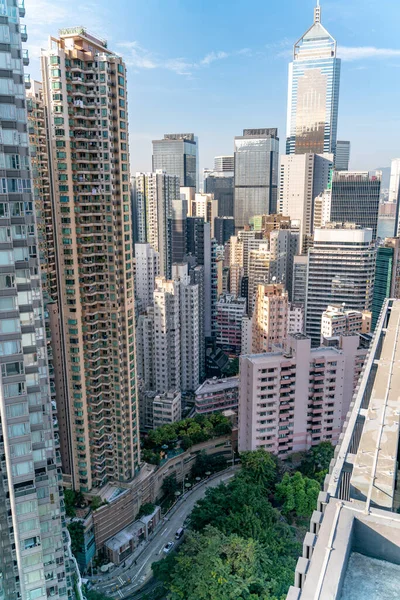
[239,333,366,456]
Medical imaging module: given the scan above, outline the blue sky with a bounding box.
[26,0,400,177]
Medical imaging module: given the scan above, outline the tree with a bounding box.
[68,521,84,556]
[153,526,292,600]
[275,472,320,518]
[298,442,334,483]
[162,473,179,497]
[239,449,278,493]
[137,503,155,518]
[85,591,113,600]
[64,489,76,517]
[90,496,102,511]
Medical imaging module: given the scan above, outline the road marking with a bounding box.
[118,576,124,585]
[118,590,124,598]
[161,527,167,536]
[131,553,152,581]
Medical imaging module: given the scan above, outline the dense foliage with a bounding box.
[275,472,320,519]
[152,444,332,599]
[143,413,232,456]
[67,521,84,556]
[64,489,85,517]
[137,502,156,518]
[190,451,228,478]
[298,441,334,483]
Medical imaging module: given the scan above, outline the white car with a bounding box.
[163,541,174,554]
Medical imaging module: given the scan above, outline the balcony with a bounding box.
[20,24,27,42]
[24,74,31,89]
[18,0,25,17]
[22,49,29,66]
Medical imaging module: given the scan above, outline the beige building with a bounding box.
[252,284,288,352]
[40,28,139,491]
[248,244,271,315]
[321,304,371,341]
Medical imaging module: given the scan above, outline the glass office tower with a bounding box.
[152,133,198,189]
[330,171,381,239]
[234,128,279,230]
[286,3,341,156]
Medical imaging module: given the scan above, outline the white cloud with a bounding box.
[339,46,400,61]
[200,51,229,65]
[117,43,251,77]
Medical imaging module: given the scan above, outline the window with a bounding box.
[4,382,25,398]
[50,56,60,65]
[2,361,23,377]
[0,340,21,356]
[12,461,33,477]
[11,442,31,457]
[0,318,19,333]
[0,296,15,312]
[8,422,29,438]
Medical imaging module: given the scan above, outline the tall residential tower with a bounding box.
[41,28,140,491]
[0,4,72,598]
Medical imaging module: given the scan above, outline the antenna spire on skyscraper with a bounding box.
[314,0,321,23]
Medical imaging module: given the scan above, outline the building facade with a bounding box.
[204,171,234,217]
[214,216,235,246]
[321,304,371,340]
[279,153,333,252]
[286,3,341,156]
[335,140,350,170]
[330,171,381,239]
[195,377,239,415]
[0,5,73,598]
[234,128,279,229]
[305,225,376,344]
[41,28,140,490]
[134,170,180,277]
[215,294,247,356]
[170,198,188,264]
[252,284,289,352]
[134,243,160,312]
[214,155,234,172]
[152,133,198,189]
[239,333,366,457]
[287,299,400,600]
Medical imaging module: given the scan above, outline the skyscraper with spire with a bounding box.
[286,1,341,156]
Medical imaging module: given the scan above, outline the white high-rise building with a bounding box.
[153,278,181,392]
[389,158,400,204]
[305,225,376,343]
[191,193,218,237]
[214,155,234,172]
[279,153,333,252]
[135,243,160,312]
[134,171,180,277]
[172,264,200,393]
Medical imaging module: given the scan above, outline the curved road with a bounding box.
[91,468,237,599]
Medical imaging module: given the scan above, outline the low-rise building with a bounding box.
[195,377,239,414]
[104,506,161,565]
[288,303,304,334]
